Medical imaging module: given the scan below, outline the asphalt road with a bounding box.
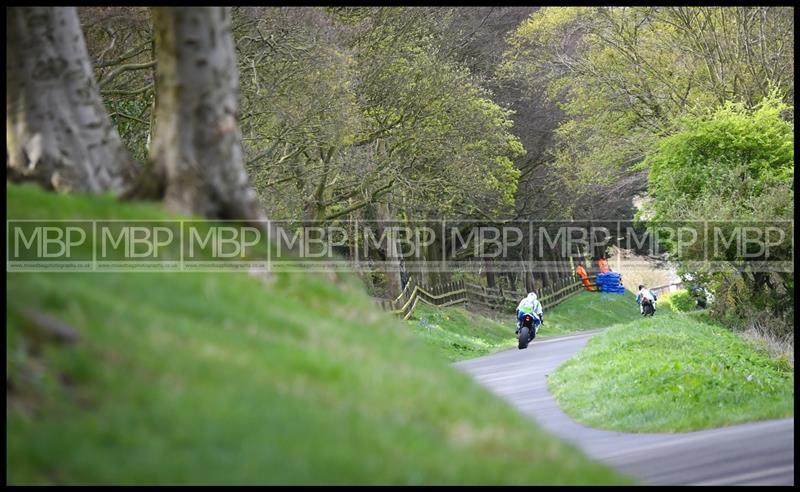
[454,330,795,485]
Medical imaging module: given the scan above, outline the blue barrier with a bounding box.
[596,271,625,294]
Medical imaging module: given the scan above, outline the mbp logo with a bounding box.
[8,221,93,270]
[96,221,181,270]
[183,221,265,270]
[99,224,175,258]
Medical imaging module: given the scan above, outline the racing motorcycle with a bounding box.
[517,313,540,350]
[641,297,656,317]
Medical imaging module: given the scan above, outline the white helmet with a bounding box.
[528,292,537,300]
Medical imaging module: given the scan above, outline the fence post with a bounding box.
[407,277,415,310]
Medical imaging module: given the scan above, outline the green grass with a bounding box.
[548,312,794,433]
[542,291,648,336]
[6,183,629,485]
[405,290,651,361]
[407,304,516,362]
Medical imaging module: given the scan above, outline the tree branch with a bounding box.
[99,60,156,88]
[94,40,151,68]
[323,180,395,222]
[108,111,149,125]
[101,83,154,96]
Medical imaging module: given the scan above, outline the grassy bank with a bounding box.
[6,183,629,485]
[542,291,647,336]
[548,312,794,433]
[407,304,516,362]
[406,290,649,362]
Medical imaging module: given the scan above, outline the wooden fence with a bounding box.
[373,275,594,320]
[649,281,684,298]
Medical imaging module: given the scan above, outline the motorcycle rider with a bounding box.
[515,292,543,335]
[636,284,657,314]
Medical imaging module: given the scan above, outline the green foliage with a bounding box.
[233,7,362,220]
[645,94,793,217]
[501,7,795,193]
[548,312,794,432]
[234,7,524,223]
[105,94,152,164]
[348,10,525,219]
[6,183,627,485]
[662,290,696,313]
[642,92,794,329]
[87,7,525,223]
[508,7,583,48]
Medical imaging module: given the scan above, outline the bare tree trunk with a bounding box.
[377,201,403,300]
[149,7,264,221]
[433,232,451,285]
[423,234,446,286]
[506,271,517,291]
[485,258,496,289]
[519,254,532,293]
[542,246,556,288]
[6,7,137,193]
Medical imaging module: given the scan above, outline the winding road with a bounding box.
[454,330,795,485]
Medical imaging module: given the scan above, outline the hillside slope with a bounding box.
[6,183,628,485]
[548,312,794,432]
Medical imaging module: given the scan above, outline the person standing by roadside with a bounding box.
[575,261,594,291]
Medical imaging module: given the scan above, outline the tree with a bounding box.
[146,7,264,221]
[641,93,793,331]
[227,7,527,289]
[6,7,138,193]
[502,7,794,194]
[79,7,155,164]
[233,7,363,222]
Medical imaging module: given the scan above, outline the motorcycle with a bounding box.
[641,297,655,317]
[692,286,709,309]
[517,313,540,350]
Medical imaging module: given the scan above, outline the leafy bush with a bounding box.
[646,93,793,212]
[666,291,696,312]
[642,91,794,334]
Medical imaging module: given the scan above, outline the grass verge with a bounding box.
[542,291,648,336]
[547,312,794,433]
[407,303,516,362]
[406,290,651,362]
[6,183,629,485]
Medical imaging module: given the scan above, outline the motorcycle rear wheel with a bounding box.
[518,326,530,349]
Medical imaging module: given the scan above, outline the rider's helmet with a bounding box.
[528,292,537,300]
